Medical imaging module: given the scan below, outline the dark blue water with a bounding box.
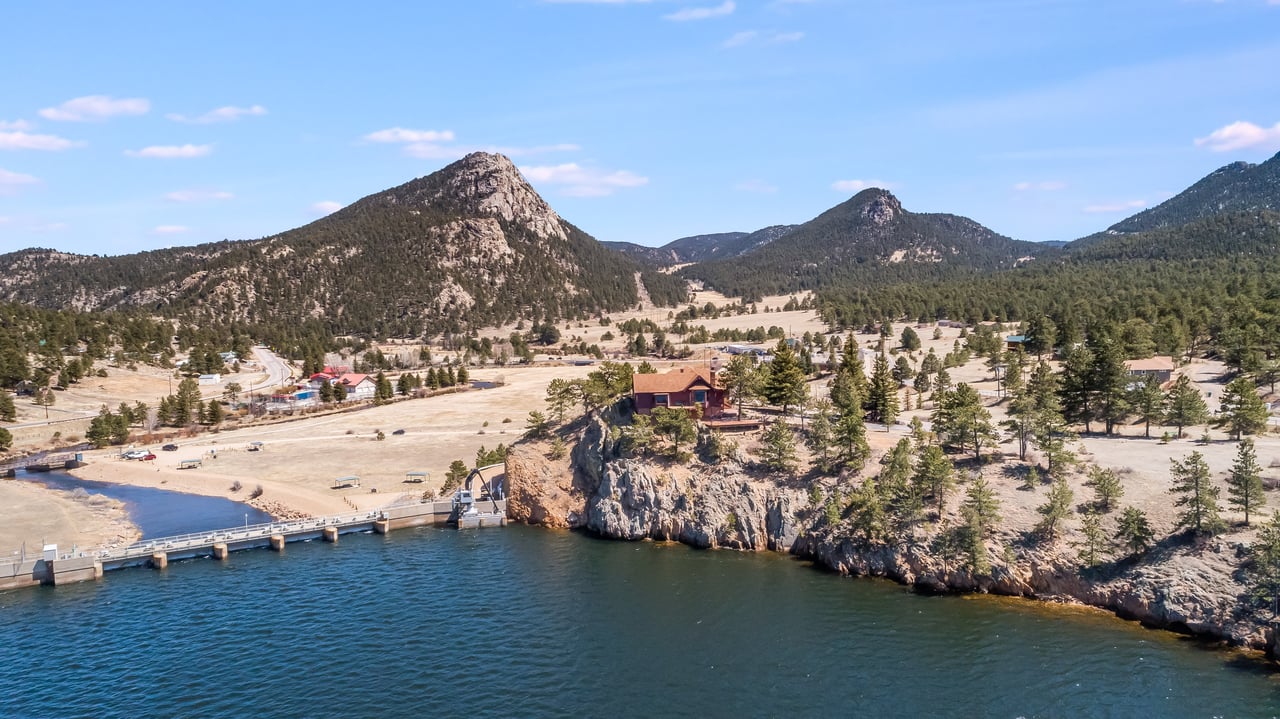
[2,525,1278,718]
[21,470,273,539]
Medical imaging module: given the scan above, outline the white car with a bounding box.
[122,450,148,460]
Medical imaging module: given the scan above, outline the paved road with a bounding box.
[251,346,295,393]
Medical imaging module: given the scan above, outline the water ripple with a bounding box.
[2,526,1278,718]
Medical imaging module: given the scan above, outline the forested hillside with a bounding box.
[0,153,686,340]
[817,210,1280,369]
[683,189,1045,300]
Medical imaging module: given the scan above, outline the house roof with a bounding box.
[1125,356,1175,372]
[336,373,371,386]
[633,367,717,394]
[310,372,333,381]
[1006,335,1026,343]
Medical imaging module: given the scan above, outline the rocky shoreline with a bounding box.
[506,414,1280,660]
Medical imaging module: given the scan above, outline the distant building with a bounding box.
[335,373,376,400]
[1125,356,1176,385]
[632,367,729,418]
[1005,335,1027,352]
[197,373,221,386]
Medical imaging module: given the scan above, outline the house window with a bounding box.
[655,393,669,406]
[693,390,707,404]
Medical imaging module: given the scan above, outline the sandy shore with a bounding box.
[5,365,595,552]
[0,478,140,559]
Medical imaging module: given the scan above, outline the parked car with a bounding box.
[122,450,148,460]
[162,443,179,452]
[142,453,157,461]
[392,429,406,436]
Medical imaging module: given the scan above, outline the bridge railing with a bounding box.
[94,511,384,561]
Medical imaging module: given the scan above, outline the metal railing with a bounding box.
[94,511,384,562]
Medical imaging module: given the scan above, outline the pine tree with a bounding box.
[1031,407,1076,479]
[933,383,997,460]
[1115,506,1155,555]
[833,407,870,472]
[1088,328,1131,435]
[760,418,798,472]
[805,400,836,474]
[850,477,886,541]
[1164,374,1209,439]
[1128,374,1166,439]
[524,410,550,439]
[868,351,900,426]
[1077,509,1106,569]
[1084,465,1124,512]
[652,406,698,460]
[961,475,1001,537]
[1025,315,1057,360]
[545,378,579,424]
[719,354,758,420]
[1247,511,1280,617]
[914,445,954,520]
[1169,450,1224,536]
[206,399,224,425]
[1036,475,1074,541]
[0,391,14,422]
[1058,344,1095,433]
[1217,376,1268,440]
[900,326,921,351]
[1227,438,1266,525]
[762,339,808,416]
[456,365,470,386]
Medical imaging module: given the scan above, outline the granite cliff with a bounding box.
[507,413,1279,657]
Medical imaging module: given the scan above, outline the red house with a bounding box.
[632,367,730,418]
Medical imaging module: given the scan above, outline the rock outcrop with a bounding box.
[506,413,1276,656]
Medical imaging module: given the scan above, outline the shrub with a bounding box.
[249,484,264,499]
[230,480,243,492]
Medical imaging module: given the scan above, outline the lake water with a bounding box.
[2,523,1279,718]
[20,469,274,539]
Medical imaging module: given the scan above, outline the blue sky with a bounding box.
[1,0,1278,255]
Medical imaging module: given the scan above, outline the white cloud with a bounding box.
[1194,120,1280,152]
[665,1,734,21]
[0,131,84,151]
[734,179,778,193]
[1013,180,1067,191]
[0,120,32,131]
[722,29,803,47]
[1083,200,1146,213]
[832,178,896,192]
[0,168,40,194]
[165,189,234,203]
[311,201,343,216]
[39,95,149,122]
[125,144,213,159]
[519,162,648,197]
[152,225,189,235]
[167,105,268,124]
[365,127,456,144]
[31,222,67,232]
[543,0,654,4]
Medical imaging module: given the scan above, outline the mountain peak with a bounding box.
[372,151,565,240]
[1099,151,1280,235]
[857,190,902,225]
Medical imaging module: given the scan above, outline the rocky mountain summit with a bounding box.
[0,152,685,337]
[682,188,1045,299]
